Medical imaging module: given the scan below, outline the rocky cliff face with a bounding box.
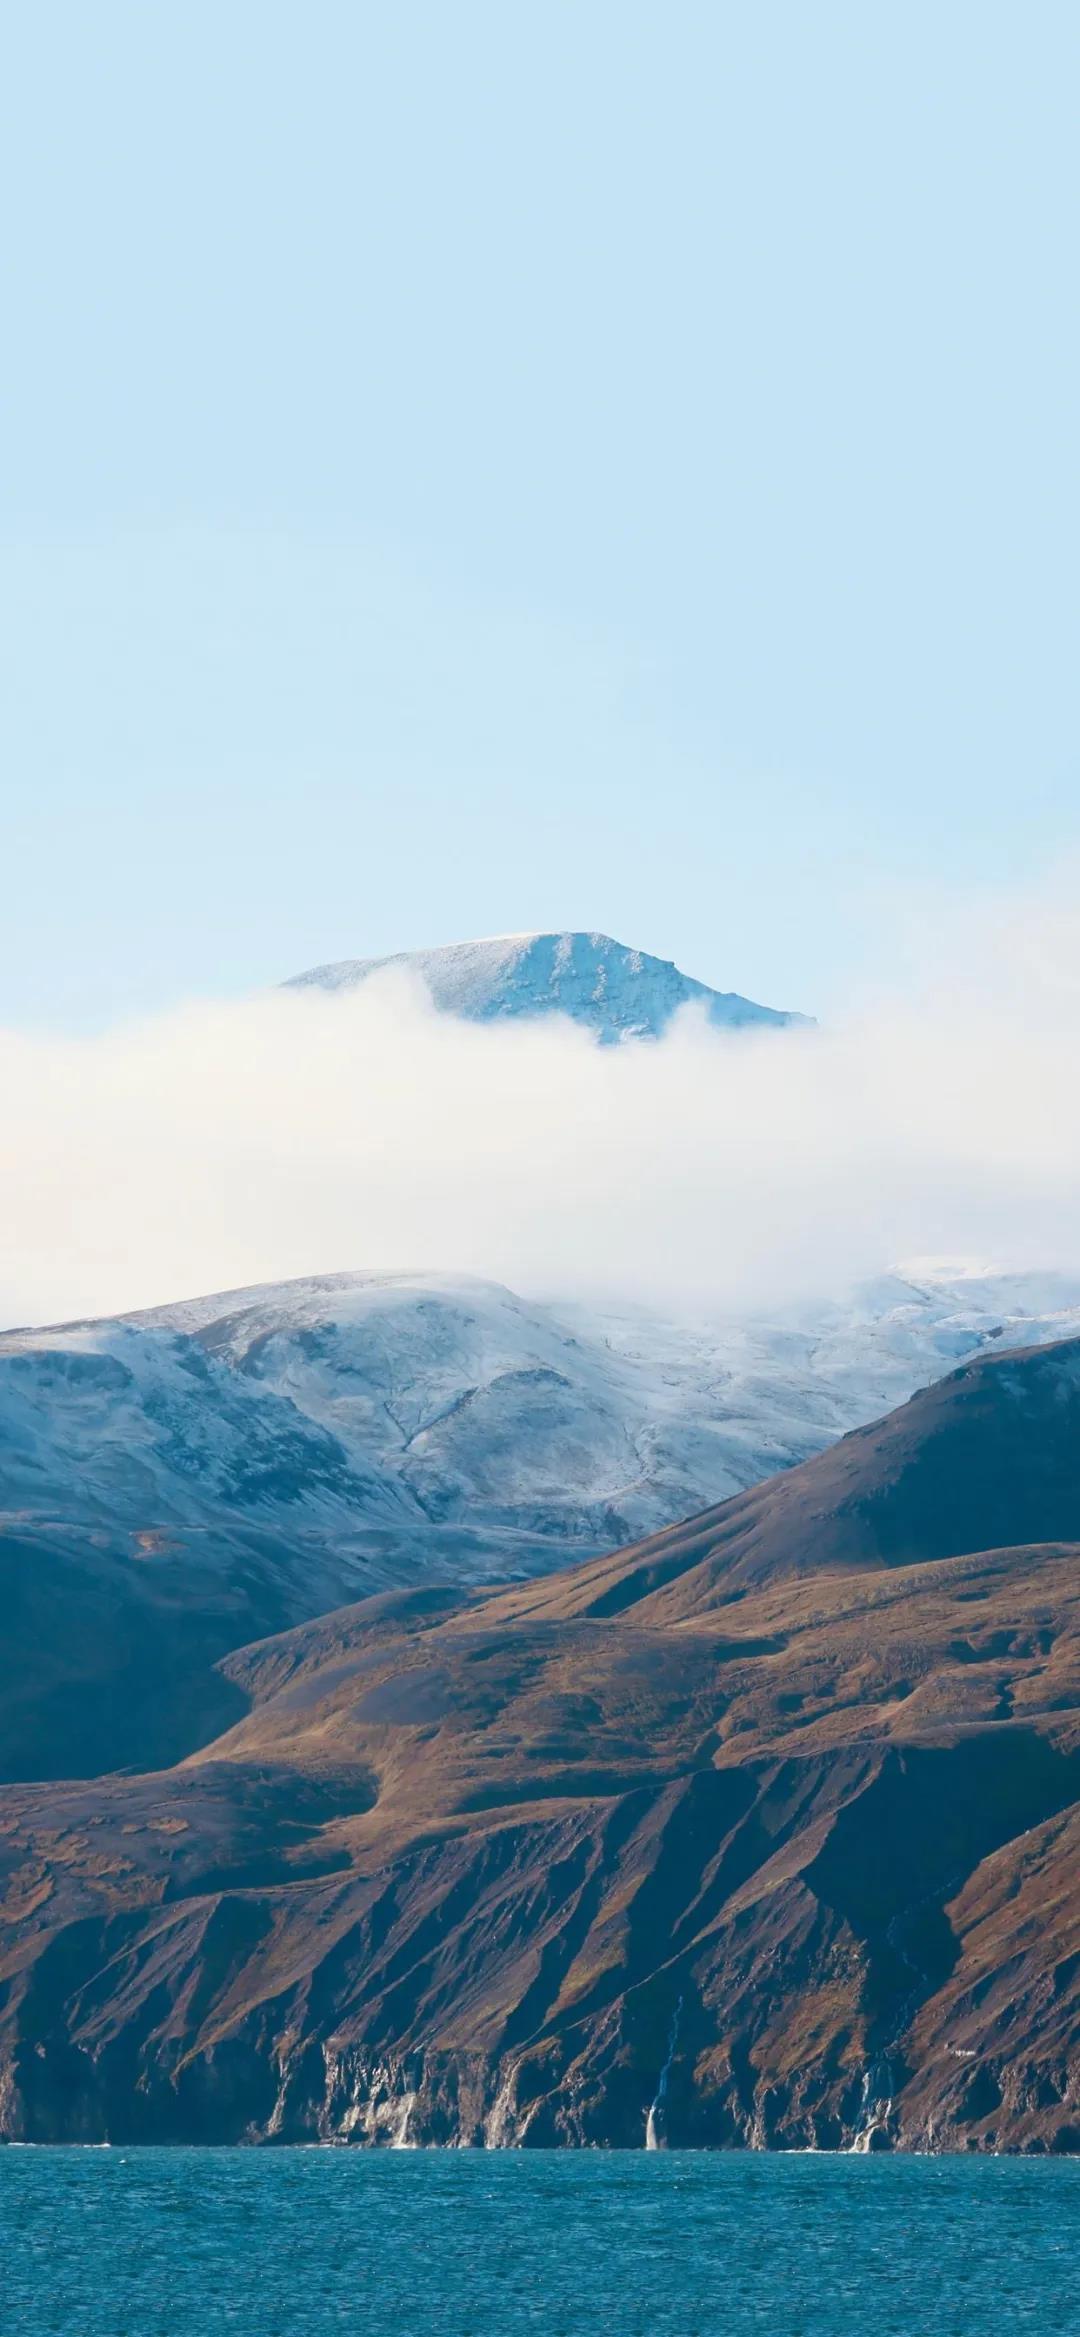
[4,1337,1080,2151]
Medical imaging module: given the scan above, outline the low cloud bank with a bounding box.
[3,899,1080,1327]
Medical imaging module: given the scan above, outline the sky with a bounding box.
[3,2,1080,1031]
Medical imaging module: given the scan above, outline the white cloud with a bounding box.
[3,893,1080,1328]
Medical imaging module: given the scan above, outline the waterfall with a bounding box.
[848,2066,893,2153]
[484,2061,520,2149]
[645,1995,684,2151]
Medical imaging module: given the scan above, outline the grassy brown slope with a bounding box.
[4,1336,1080,2147]
[4,1534,1080,2148]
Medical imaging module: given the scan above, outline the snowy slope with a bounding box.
[5,1264,1080,1608]
[285,932,809,1040]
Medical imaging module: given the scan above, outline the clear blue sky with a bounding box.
[3,2,1078,1028]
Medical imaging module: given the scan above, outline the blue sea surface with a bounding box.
[1,2148,1077,2336]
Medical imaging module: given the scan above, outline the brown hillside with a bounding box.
[4,1336,1080,2149]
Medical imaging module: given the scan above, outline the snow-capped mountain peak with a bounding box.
[285,931,810,1042]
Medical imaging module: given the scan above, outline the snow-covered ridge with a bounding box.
[5,1263,1080,1603]
[284,932,810,1042]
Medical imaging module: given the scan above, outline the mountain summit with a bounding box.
[286,931,809,1042]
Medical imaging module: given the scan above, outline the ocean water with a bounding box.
[2,2149,1078,2336]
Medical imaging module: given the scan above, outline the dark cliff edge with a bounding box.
[4,1337,1080,2151]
